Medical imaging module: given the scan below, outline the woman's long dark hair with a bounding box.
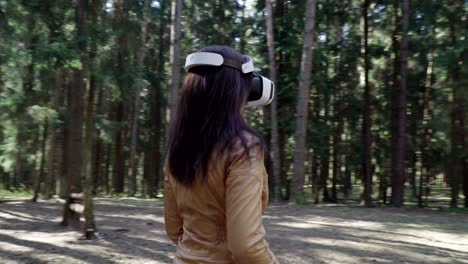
[167,46,262,186]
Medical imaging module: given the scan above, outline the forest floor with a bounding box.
[0,198,467,264]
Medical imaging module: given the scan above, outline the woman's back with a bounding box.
[165,134,276,263]
[164,45,277,263]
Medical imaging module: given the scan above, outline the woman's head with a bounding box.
[168,45,262,186]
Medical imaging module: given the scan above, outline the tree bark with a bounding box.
[362,0,373,207]
[391,0,408,207]
[292,0,317,202]
[33,118,49,202]
[112,0,130,194]
[143,0,166,198]
[311,152,319,204]
[44,71,64,199]
[167,0,183,141]
[332,116,343,203]
[129,0,150,197]
[62,69,84,227]
[447,1,465,208]
[418,49,435,207]
[81,0,99,239]
[93,85,104,194]
[104,143,112,194]
[112,101,126,193]
[279,131,290,200]
[265,0,281,202]
[60,84,70,199]
[321,151,331,202]
[239,0,247,54]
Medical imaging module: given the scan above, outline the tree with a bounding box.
[167,0,183,138]
[144,0,168,198]
[128,0,150,197]
[391,0,409,207]
[32,118,48,202]
[446,0,466,208]
[61,69,85,226]
[81,0,101,240]
[362,0,373,207]
[265,0,281,202]
[293,0,317,203]
[112,0,130,194]
[0,0,466,210]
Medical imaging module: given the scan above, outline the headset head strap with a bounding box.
[185,52,254,74]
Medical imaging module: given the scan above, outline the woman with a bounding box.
[164,45,278,264]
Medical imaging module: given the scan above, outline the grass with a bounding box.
[0,183,33,198]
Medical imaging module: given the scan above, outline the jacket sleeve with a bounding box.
[225,143,277,264]
[164,169,183,244]
[262,164,269,214]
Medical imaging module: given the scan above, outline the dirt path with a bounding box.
[0,199,467,264]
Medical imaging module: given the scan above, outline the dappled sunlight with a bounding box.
[3,230,80,243]
[1,201,467,263]
[0,241,32,253]
[263,204,468,264]
[0,210,41,222]
[275,221,322,229]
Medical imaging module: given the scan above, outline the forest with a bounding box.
[0,0,467,263]
[1,0,466,205]
[0,0,467,256]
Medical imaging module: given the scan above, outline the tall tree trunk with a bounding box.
[62,69,84,226]
[279,131,290,200]
[93,85,104,194]
[31,125,42,201]
[0,125,3,188]
[391,0,408,207]
[344,161,352,199]
[311,152,319,204]
[419,50,434,207]
[265,0,281,202]
[112,102,126,193]
[111,0,130,194]
[104,143,112,194]
[129,0,150,197]
[292,0,317,202]
[167,0,183,140]
[45,71,64,198]
[239,0,247,54]
[447,2,465,208]
[93,137,102,194]
[321,151,331,202]
[274,0,288,200]
[144,0,166,198]
[33,118,49,202]
[60,83,70,199]
[362,0,373,207]
[77,0,97,239]
[332,116,343,203]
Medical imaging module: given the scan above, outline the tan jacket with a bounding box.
[164,136,277,264]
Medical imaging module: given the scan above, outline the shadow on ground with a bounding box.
[1,199,467,264]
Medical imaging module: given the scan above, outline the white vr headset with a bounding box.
[184,52,275,107]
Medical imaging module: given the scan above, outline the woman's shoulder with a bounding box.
[232,131,263,151]
[226,131,264,164]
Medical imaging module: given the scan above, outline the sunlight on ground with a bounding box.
[1,200,467,264]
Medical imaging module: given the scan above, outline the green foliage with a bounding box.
[295,191,309,205]
[0,0,465,208]
[0,183,32,197]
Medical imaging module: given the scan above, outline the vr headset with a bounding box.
[184,52,275,107]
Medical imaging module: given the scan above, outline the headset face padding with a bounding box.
[246,74,275,107]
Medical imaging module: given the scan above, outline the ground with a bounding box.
[0,199,467,264]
